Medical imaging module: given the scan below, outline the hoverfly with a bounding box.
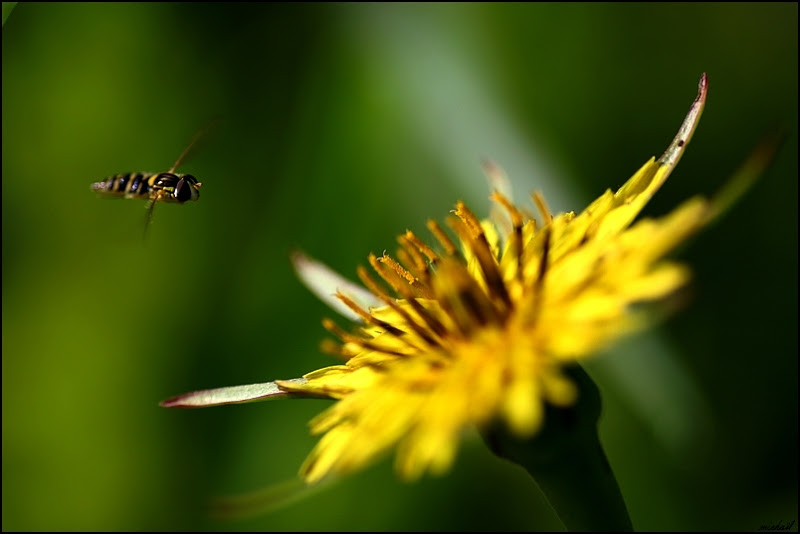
[91,123,212,238]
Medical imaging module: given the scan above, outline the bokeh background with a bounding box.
[2,3,797,531]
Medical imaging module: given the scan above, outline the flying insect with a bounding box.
[92,125,210,237]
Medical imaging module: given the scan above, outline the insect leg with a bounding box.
[143,191,164,241]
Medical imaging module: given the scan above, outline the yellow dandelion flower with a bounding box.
[163,75,778,501]
[264,74,712,484]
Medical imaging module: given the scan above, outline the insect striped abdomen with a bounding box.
[92,172,155,199]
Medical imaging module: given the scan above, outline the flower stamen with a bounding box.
[321,317,410,358]
[447,208,512,311]
[532,190,553,223]
[426,219,458,256]
[334,291,406,337]
[377,253,433,299]
[396,235,431,283]
[404,230,440,264]
[357,265,442,348]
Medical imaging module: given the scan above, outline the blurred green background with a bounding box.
[2,3,797,531]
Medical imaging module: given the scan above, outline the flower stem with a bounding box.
[482,365,633,531]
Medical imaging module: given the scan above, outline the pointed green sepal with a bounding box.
[707,128,787,224]
[209,476,336,520]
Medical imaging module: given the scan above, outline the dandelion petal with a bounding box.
[291,250,382,322]
[658,73,708,170]
[160,378,309,408]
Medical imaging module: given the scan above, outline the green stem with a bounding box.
[482,365,633,531]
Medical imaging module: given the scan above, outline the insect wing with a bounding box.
[168,117,221,173]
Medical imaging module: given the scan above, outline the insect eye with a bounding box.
[173,178,194,203]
